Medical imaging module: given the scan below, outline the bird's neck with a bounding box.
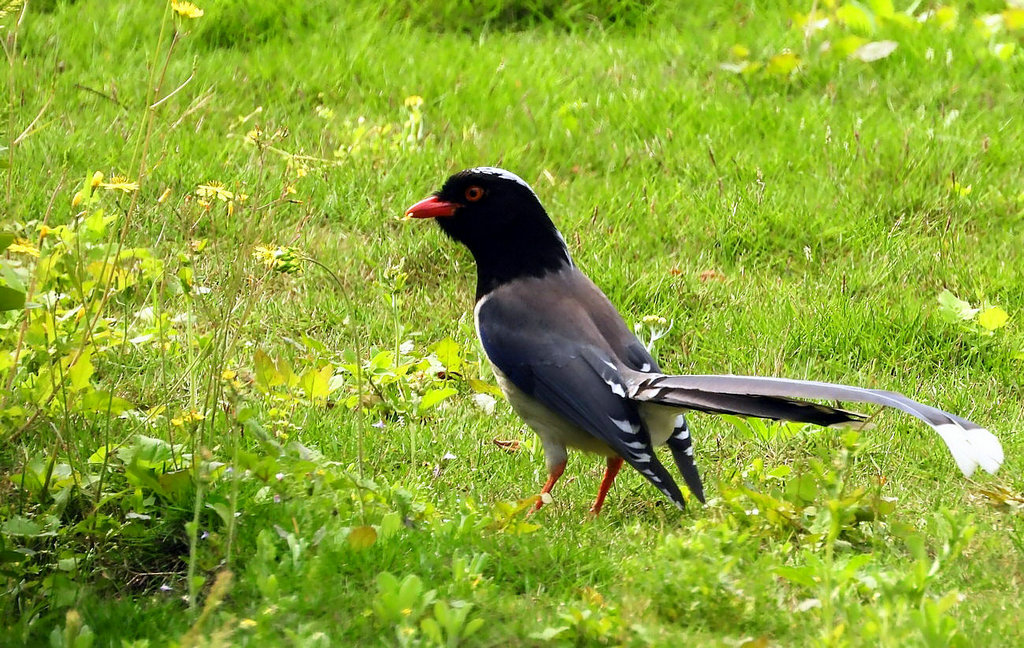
[471,233,572,300]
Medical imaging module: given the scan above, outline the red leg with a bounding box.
[531,461,566,512]
[589,456,624,516]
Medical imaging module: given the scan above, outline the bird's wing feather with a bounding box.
[477,296,688,507]
[626,373,1003,477]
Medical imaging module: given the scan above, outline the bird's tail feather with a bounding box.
[665,416,705,503]
[626,373,1003,478]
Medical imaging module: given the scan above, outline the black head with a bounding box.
[406,167,572,298]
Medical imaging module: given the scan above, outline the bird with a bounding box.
[405,166,1004,515]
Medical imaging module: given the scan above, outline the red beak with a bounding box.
[405,195,459,219]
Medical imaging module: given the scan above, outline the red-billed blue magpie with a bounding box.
[406,167,1004,514]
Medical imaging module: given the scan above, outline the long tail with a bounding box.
[626,373,1004,477]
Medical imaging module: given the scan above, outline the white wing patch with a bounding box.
[606,378,626,398]
[610,417,639,435]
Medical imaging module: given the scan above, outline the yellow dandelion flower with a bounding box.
[158,187,173,204]
[100,175,140,193]
[39,225,56,239]
[221,369,237,381]
[245,127,263,145]
[195,182,235,202]
[171,417,185,427]
[404,95,424,109]
[171,1,204,19]
[7,239,40,257]
[71,191,86,207]
[90,171,105,188]
[239,619,258,630]
[950,180,972,197]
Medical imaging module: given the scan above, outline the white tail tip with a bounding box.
[933,424,1004,477]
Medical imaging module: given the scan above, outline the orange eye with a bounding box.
[465,186,485,202]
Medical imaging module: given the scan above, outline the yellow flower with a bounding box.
[100,175,140,193]
[239,619,258,630]
[221,369,237,381]
[195,182,236,202]
[7,239,40,257]
[404,95,424,109]
[171,1,204,19]
[950,180,972,197]
[158,187,173,204]
[90,171,104,188]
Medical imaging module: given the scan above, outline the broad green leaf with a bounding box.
[774,564,819,588]
[300,364,333,402]
[380,511,403,538]
[418,387,457,413]
[834,35,868,57]
[431,337,463,372]
[529,627,571,641]
[67,348,94,392]
[467,378,502,397]
[129,435,175,464]
[0,232,14,252]
[348,525,377,550]
[79,390,134,414]
[253,349,281,388]
[836,3,875,33]
[3,516,43,537]
[937,290,977,322]
[0,284,25,311]
[1005,9,1024,31]
[766,52,800,76]
[868,0,894,19]
[977,306,1008,331]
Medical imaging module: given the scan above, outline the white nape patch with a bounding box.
[468,167,537,197]
[606,379,626,398]
[933,424,1004,476]
[623,440,647,450]
[684,446,694,457]
[611,418,639,435]
[632,452,652,463]
[674,415,686,428]
[672,427,689,441]
[640,363,651,372]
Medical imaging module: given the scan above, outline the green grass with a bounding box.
[2,0,1023,646]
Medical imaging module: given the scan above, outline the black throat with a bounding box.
[470,234,572,300]
[438,219,572,300]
